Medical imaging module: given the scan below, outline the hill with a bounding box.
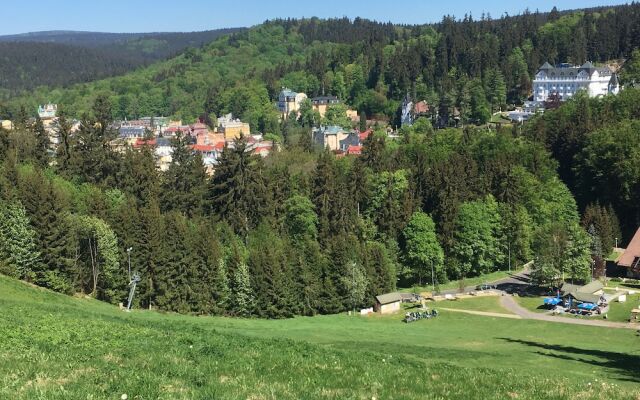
[2,3,640,124]
[0,28,243,98]
[1,274,637,399]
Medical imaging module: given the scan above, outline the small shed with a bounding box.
[375,292,402,314]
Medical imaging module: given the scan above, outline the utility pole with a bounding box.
[126,247,133,281]
[126,272,141,311]
[508,241,511,273]
[430,260,435,294]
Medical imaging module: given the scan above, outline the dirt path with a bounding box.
[439,307,522,319]
[499,295,636,329]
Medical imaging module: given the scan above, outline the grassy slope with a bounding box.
[1,275,639,399]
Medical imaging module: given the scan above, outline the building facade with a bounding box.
[277,88,307,118]
[312,125,360,152]
[311,95,340,117]
[533,62,620,104]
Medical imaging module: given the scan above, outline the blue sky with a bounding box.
[0,0,630,35]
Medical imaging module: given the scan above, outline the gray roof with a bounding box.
[578,280,604,294]
[561,280,603,295]
[560,283,581,295]
[537,62,612,78]
[567,292,603,304]
[609,73,619,86]
[376,292,402,305]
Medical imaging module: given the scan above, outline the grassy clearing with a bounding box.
[434,295,512,314]
[400,268,523,293]
[1,275,639,399]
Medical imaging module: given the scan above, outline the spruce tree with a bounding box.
[32,115,50,168]
[0,200,41,279]
[231,262,254,317]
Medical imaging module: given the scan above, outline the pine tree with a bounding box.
[55,109,73,177]
[32,115,50,168]
[0,200,41,279]
[212,258,230,314]
[231,262,254,317]
[161,131,207,217]
[19,171,76,293]
[209,135,268,237]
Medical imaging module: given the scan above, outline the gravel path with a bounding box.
[499,295,636,329]
[439,307,522,319]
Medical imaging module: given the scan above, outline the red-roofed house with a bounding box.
[253,144,272,157]
[358,129,372,142]
[346,145,362,155]
[133,138,156,148]
[618,228,640,278]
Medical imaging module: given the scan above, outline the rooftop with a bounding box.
[618,228,640,267]
[375,292,402,305]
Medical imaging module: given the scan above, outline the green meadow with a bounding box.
[1,275,639,400]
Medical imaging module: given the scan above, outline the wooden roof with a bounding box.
[618,228,640,267]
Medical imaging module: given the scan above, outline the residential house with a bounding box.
[0,120,12,130]
[311,95,340,117]
[618,228,640,278]
[217,113,250,141]
[277,88,307,118]
[312,125,360,152]
[375,293,402,314]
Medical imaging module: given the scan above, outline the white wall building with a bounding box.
[533,62,620,105]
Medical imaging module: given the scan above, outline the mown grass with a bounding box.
[434,295,512,314]
[1,275,639,399]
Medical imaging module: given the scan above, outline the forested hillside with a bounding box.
[1,4,639,317]
[0,28,243,98]
[2,4,640,124]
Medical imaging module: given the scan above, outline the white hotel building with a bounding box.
[532,61,620,104]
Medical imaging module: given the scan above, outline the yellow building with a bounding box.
[311,96,340,117]
[217,113,250,140]
[1,120,13,130]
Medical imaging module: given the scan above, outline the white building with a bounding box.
[533,62,620,105]
[38,104,57,120]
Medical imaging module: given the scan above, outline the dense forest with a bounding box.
[0,28,243,98]
[2,88,635,316]
[2,4,640,124]
[0,5,639,317]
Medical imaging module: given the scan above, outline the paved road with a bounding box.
[499,295,636,329]
[439,269,532,296]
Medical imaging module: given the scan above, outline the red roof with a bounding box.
[346,145,362,155]
[618,228,640,267]
[414,100,430,115]
[191,144,215,152]
[253,145,272,154]
[359,129,372,142]
[133,138,156,148]
[213,142,226,150]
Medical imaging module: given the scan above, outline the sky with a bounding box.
[0,0,630,35]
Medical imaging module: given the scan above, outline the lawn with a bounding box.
[1,275,639,399]
[607,293,640,322]
[434,295,512,314]
[400,268,523,294]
